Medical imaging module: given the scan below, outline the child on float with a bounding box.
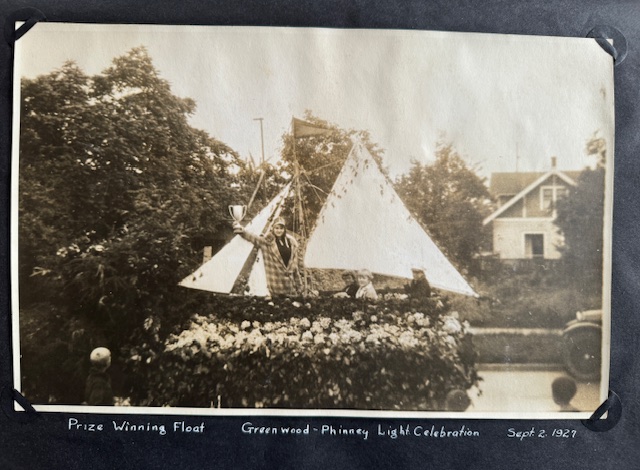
[334,270,359,298]
[355,269,378,301]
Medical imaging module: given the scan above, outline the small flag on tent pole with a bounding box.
[292,117,332,139]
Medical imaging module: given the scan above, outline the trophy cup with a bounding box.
[229,205,247,225]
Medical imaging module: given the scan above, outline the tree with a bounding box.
[19,47,241,333]
[279,111,385,234]
[554,134,606,297]
[395,142,494,272]
[233,158,289,222]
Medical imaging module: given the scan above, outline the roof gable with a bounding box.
[483,170,579,225]
[489,171,581,196]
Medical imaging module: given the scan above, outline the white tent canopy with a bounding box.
[179,183,291,294]
[180,140,476,297]
[304,141,477,297]
[246,249,270,296]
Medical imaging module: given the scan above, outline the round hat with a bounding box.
[90,347,111,363]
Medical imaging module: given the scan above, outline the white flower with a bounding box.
[233,331,248,348]
[301,331,314,342]
[365,333,380,345]
[275,326,289,335]
[443,317,462,334]
[269,332,286,345]
[240,320,251,330]
[310,321,323,335]
[299,318,311,329]
[223,334,235,348]
[398,331,418,348]
[335,319,353,330]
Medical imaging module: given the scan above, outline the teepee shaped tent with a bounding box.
[179,183,291,294]
[304,141,477,297]
[246,250,270,296]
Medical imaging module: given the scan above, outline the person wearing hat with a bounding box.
[84,347,114,406]
[234,217,302,296]
[405,268,432,300]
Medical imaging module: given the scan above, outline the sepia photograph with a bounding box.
[11,23,613,417]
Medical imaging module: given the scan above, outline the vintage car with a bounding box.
[562,309,602,382]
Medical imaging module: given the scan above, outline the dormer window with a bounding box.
[540,185,569,211]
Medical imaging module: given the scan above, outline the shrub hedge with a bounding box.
[127,296,479,410]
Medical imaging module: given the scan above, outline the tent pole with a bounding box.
[246,164,265,211]
[292,133,308,296]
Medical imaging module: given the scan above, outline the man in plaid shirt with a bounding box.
[234,217,302,297]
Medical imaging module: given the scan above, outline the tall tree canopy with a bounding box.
[554,134,606,296]
[19,47,240,329]
[279,112,385,235]
[395,142,494,272]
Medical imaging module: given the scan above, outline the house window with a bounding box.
[540,185,569,211]
[556,186,569,199]
[541,188,554,210]
[525,234,544,258]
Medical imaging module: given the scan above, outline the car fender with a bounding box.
[563,321,601,337]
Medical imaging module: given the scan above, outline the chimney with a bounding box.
[551,156,557,169]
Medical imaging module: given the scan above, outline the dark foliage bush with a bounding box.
[20,305,110,404]
[454,261,598,328]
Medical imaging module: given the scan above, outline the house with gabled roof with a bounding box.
[483,158,581,260]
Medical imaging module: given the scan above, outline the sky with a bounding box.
[14,24,615,179]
